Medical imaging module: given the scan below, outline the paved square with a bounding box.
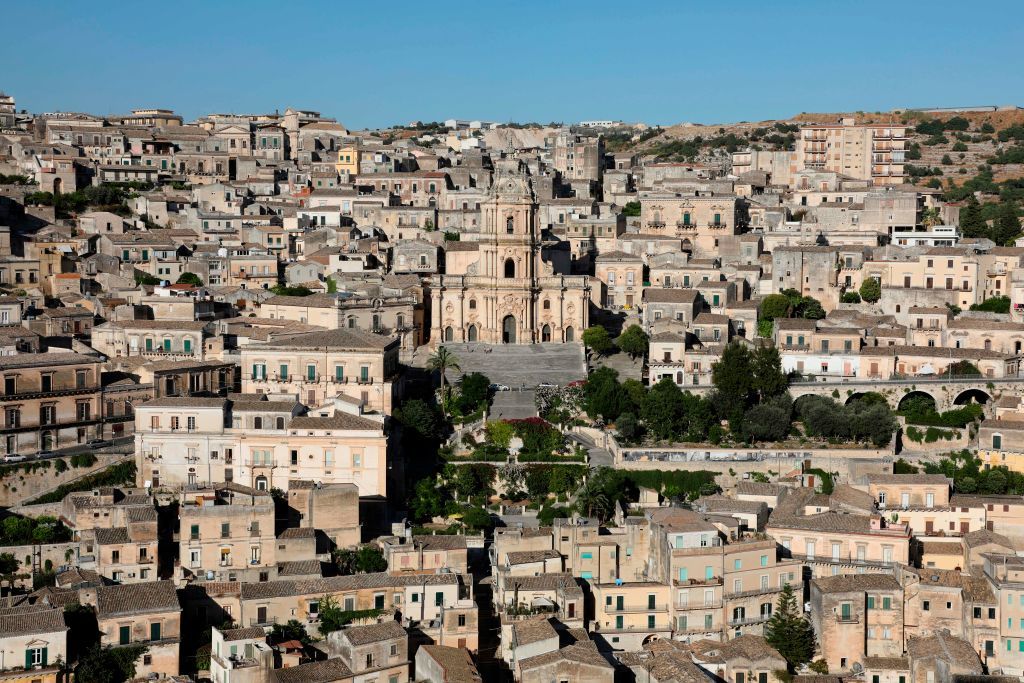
[437,342,587,389]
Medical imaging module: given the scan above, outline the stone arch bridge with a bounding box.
[787,377,1024,412]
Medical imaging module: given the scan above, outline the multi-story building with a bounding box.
[135,396,388,496]
[0,352,105,454]
[809,573,905,673]
[90,580,182,678]
[240,328,401,413]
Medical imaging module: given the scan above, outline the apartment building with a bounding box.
[638,192,739,257]
[240,328,401,413]
[0,352,104,454]
[79,506,159,584]
[326,621,409,683]
[809,574,905,673]
[177,483,278,583]
[91,320,209,360]
[797,119,907,186]
[90,580,182,678]
[594,250,644,308]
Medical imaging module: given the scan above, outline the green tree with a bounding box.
[456,372,490,414]
[751,346,787,402]
[460,506,493,531]
[959,196,987,238]
[317,595,347,635]
[616,325,649,362]
[616,412,641,443]
[992,201,1021,246]
[743,398,792,443]
[759,294,791,321]
[642,379,684,441]
[859,277,882,303]
[711,342,754,425]
[76,644,149,683]
[409,477,449,520]
[270,619,313,646]
[427,346,461,416]
[354,545,387,573]
[395,399,443,441]
[485,420,514,449]
[176,272,203,286]
[584,367,629,422]
[621,201,641,217]
[581,326,614,356]
[764,583,816,669]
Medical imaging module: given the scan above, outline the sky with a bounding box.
[2,0,1022,130]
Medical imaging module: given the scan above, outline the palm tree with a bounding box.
[427,346,461,415]
[574,481,611,521]
[922,206,942,228]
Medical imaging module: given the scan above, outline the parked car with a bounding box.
[2,454,26,463]
[86,439,111,448]
[490,383,511,392]
[35,450,54,459]
[537,382,559,389]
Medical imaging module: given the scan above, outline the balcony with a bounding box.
[606,603,669,614]
[675,221,697,231]
[0,385,100,401]
[836,614,860,624]
[647,221,666,229]
[707,222,727,229]
[729,614,771,627]
[249,616,278,627]
[676,600,723,610]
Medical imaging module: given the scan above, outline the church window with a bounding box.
[504,259,515,278]
[469,299,477,310]
[506,216,514,234]
[543,300,551,310]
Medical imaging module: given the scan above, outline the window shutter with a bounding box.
[41,647,47,666]
[24,649,31,669]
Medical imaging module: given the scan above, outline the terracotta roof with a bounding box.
[417,645,481,683]
[273,658,354,683]
[863,656,910,670]
[518,641,613,672]
[0,606,67,637]
[96,580,179,616]
[644,288,699,304]
[906,632,983,670]
[812,574,900,593]
[222,626,266,641]
[289,413,382,432]
[335,619,405,646]
[241,572,457,600]
[261,328,394,350]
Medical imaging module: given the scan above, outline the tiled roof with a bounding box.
[812,574,900,593]
[335,619,405,646]
[273,658,354,683]
[241,572,457,600]
[96,580,179,616]
[222,626,266,642]
[94,527,131,545]
[644,288,699,304]
[513,617,558,646]
[906,632,983,670]
[506,550,561,565]
[288,413,382,431]
[277,560,323,577]
[261,328,393,350]
[417,645,481,683]
[519,642,613,672]
[863,656,910,670]
[0,606,67,637]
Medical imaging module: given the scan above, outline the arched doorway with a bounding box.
[542,324,551,342]
[504,258,515,278]
[53,177,62,195]
[565,326,574,342]
[502,316,516,344]
[467,325,478,342]
[444,326,454,342]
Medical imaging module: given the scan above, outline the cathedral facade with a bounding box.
[430,164,592,345]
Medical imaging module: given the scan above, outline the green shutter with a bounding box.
[41,647,47,666]
[146,338,153,351]
[335,366,343,381]
[252,364,259,379]
[24,649,31,669]
[183,339,192,353]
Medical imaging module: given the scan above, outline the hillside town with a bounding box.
[1,91,1024,683]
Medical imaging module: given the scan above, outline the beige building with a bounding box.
[240,328,400,414]
[135,396,389,497]
[92,580,182,678]
[91,319,208,360]
[809,573,904,673]
[431,162,592,345]
[0,606,67,683]
[638,192,739,258]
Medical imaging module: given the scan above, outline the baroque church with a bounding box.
[430,161,593,345]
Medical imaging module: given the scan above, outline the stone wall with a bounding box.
[0,453,127,508]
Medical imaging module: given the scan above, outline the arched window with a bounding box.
[469,299,477,310]
[396,314,404,328]
[543,299,551,310]
[275,417,285,429]
[348,317,357,328]
[504,259,515,278]
[254,417,263,430]
[542,325,551,342]
[372,314,381,331]
[506,216,514,234]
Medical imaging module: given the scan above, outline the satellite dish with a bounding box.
[852,663,863,674]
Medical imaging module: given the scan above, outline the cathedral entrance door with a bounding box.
[502,315,516,344]
[542,324,551,342]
